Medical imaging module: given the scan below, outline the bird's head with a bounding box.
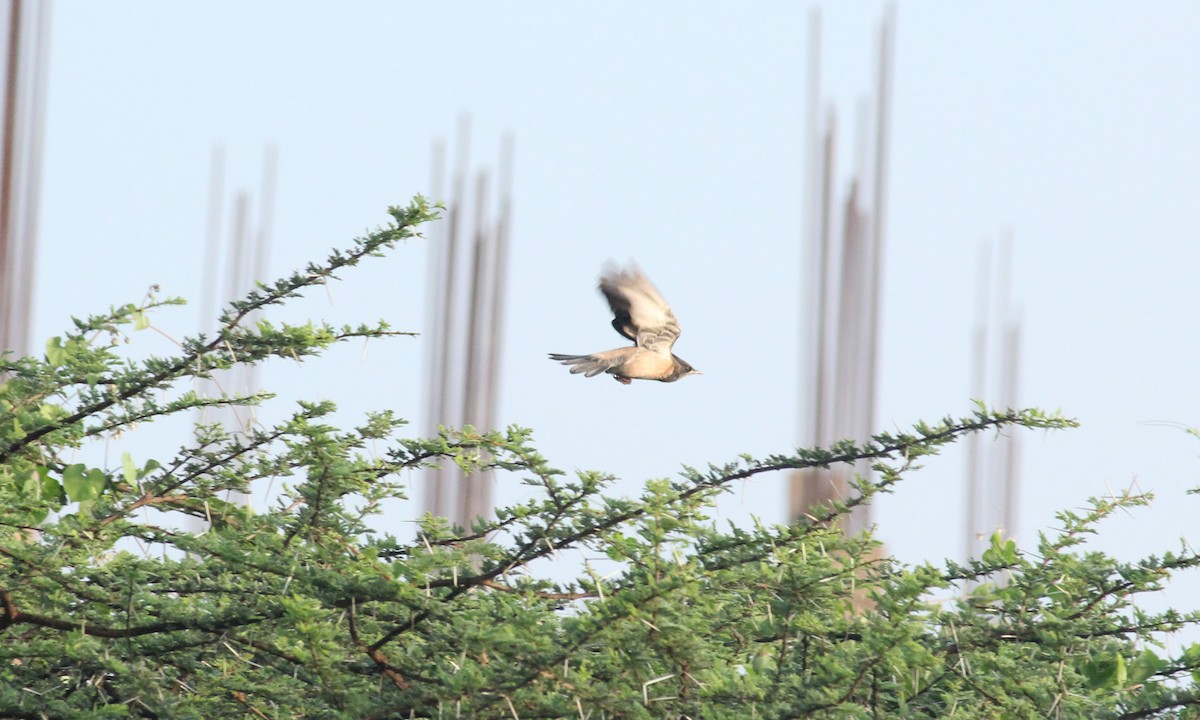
[667,357,701,382]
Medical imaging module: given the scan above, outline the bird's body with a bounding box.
[549,265,699,384]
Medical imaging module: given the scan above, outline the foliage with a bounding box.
[2,197,1200,718]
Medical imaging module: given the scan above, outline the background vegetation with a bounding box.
[2,199,1198,718]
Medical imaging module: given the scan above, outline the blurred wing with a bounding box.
[598,265,681,355]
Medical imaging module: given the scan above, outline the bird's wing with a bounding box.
[598,265,681,355]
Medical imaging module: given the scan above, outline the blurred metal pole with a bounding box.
[458,171,489,525]
[1,0,50,360]
[965,242,991,558]
[964,233,1023,564]
[423,121,513,529]
[792,7,894,535]
[191,147,276,529]
[855,5,894,537]
[0,0,24,351]
[483,133,513,438]
[429,117,471,518]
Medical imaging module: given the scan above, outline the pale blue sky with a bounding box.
[33,3,1200,615]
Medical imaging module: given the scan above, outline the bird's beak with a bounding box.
[690,369,702,376]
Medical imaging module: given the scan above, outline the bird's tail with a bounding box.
[548,350,630,378]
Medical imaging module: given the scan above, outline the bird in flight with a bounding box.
[549,264,700,385]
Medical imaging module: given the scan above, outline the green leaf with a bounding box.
[38,402,68,422]
[981,531,1018,565]
[19,466,64,504]
[1127,649,1164,685]
[63,463,108,502]
[45,336,66,365]
[122,452,138,484]
[133,310,150,330]
[1082,652,1126,690]
[1182,644,1200,685]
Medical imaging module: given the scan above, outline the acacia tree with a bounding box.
[2,197,1199,719]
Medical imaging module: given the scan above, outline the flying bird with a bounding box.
[549,264,700,385]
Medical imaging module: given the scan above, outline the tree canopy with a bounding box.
[2,197,1199,719]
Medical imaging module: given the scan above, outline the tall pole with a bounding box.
[0,0,23,353]
[423,122,513,528]
[791,6,894,536]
